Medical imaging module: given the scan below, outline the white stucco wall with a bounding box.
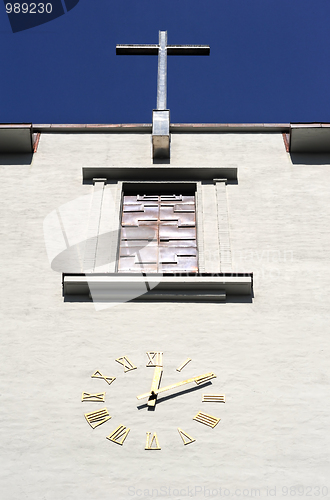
[0,132,329,500]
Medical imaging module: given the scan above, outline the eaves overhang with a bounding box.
[8,123,330,153]
[290,123,330,153]
[0,124,33,153]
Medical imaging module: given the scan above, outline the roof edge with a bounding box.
[7,122,330,134]
[29,123,291,133]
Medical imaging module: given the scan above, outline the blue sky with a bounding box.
[1,0,330,124]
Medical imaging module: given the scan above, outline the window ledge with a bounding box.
[63,273,252,302]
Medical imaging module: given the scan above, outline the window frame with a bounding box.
[63,172,253,301]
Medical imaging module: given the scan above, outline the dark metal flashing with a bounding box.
[32,123,153,133]
[83,166,237,182]
[170,123,290,133]
[31,123,291,133]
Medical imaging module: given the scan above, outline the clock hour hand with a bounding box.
[147,366,163,408]
[137,372,216,400]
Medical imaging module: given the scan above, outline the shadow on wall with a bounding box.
[290,153,330,165]
[4,0,80,33]
[0,153,33,165]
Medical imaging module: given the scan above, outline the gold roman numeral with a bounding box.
[178,428,196,445]
[107,425,130,445]
[202,394,226,403]
[145,432,161,450]
[115,356,137,373]
[146,351,163,367]
[195,373,216,385]
[91,370,116,385]
[176,357,191,372]
[82,392,105,402]
[84,408,111,429]
[193,411,220,428]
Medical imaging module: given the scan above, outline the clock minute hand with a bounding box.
[137,372,216,400]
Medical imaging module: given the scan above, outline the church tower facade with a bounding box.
[0,31,329,500]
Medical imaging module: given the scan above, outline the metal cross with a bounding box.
[116,31,210,158]
[116,31,210,111]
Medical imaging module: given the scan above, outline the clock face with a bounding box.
[82,352,225,450]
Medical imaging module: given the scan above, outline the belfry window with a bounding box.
[118,194,198,273]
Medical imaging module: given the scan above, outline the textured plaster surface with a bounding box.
[0,133,329,499]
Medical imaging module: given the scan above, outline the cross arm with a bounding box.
[167,45,210,56]
[116,44,159,55]
[116,44,210,56]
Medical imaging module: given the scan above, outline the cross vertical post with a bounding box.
[157,31,167,110]
[116,31,210,159]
